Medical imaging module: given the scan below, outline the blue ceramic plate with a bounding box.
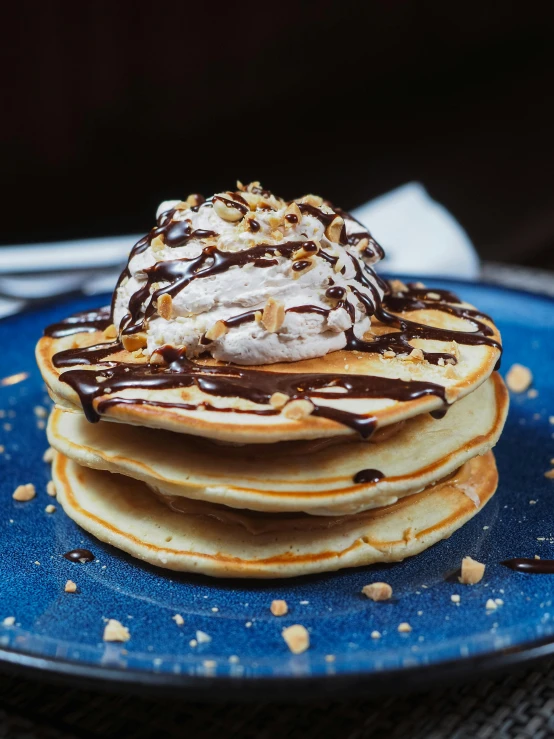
[1,279,554,699]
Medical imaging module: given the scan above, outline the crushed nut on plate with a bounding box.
[505,363,533,393]
[361,582,393,601]
[261,297,285,333]
[12,483,36,502]
[282,624,310,654]
[64,580,77,593]
[103,619,131,642]
[459,556,486,584]
[398,622,412,633]
[270,599,288,616]
[172,614,184,626]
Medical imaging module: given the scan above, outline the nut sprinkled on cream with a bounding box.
[113,182,384,366]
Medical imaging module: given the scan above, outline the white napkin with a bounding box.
[351,182,479,279]
[0,183,478,318]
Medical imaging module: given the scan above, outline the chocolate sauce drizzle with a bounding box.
[353,469,384,484]
[45,307,111,338]
[46,186,502,437]
[502,558,554,574]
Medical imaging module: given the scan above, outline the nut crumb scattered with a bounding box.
[371,630,381,639]
[196,630,211,644]
[189,639,198,648]
[528,389,539,399]
[0,445,4,453]
[172,614,184,626]
[325,654,336,663]
[282,624,310,654]
[283,399,314,421]
[362,582,393,601]
[45,504,56,514]
[459,556,486,584]
[102,324,117,340]
[34,406,47,418]
[103,619,131,642]
[270,599,288,616]
[544,469,554,480]
[64,580,77,593]
[485,599,497,610]
[451,594,461,603]
[549,416,554,425]
[46,481,56,497]
[13,483,36,502]
[2,617,15,626]
[398,622,412,633]
[203,659,216,669]
[229,655,240,664]
[505,363,533,393]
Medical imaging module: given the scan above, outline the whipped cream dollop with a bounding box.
[112,183,385,365]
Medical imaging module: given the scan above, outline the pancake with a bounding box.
[52,451,498,579]
[36,286,501,444]
[47,373,508,515]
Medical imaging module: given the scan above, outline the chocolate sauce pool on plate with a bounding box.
[63,548,95,563]
[502,558,554,574]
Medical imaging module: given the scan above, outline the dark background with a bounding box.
[3,0,554,268]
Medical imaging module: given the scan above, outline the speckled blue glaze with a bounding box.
[1,279,554,689]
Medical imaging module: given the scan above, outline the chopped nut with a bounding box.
[389,279,408,293]
[2,617,15,627]
[325,654,336,663]
[398,622,412,633]
[13,483,36,502]
[270,599,288,616]
[485,599,497,610]
[103,619,131,642]
[371,630,381,639]
[409,347,425,361]
[270,392,290,409]
[544,469,554,479]
[362,582,393,601]
[333,258,345,274]
[196,630,211,644]
[383,350,396,359]
[205,320,228,341]
[283,399,314,420]
[45,504,56,514]
[271,229,284,241]
[292,240,320,260]
[157,293,173,320]
[149,351,167,365]
[325,216,344,243]
[261,297,285,333]
[459,556,486,584]
[505,363,533,393]
[355,237,370,254]
[34,406,47,418]
[151,235,165,250]
[296,194,323,207]
[282,624,310,654]
[213,197,244,222]
[284,202,302,227]
[102,324,118,340]
[122,332,148,352]
[189,639,198,648]
[172,614,184,626]
[64,580,77,593]
[0,445,4,453]
[451,594,461,603]
[43,447,55,463]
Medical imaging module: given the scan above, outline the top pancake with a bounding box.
[37,291,501,443]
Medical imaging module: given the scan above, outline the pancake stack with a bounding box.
[36,184,507,578]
